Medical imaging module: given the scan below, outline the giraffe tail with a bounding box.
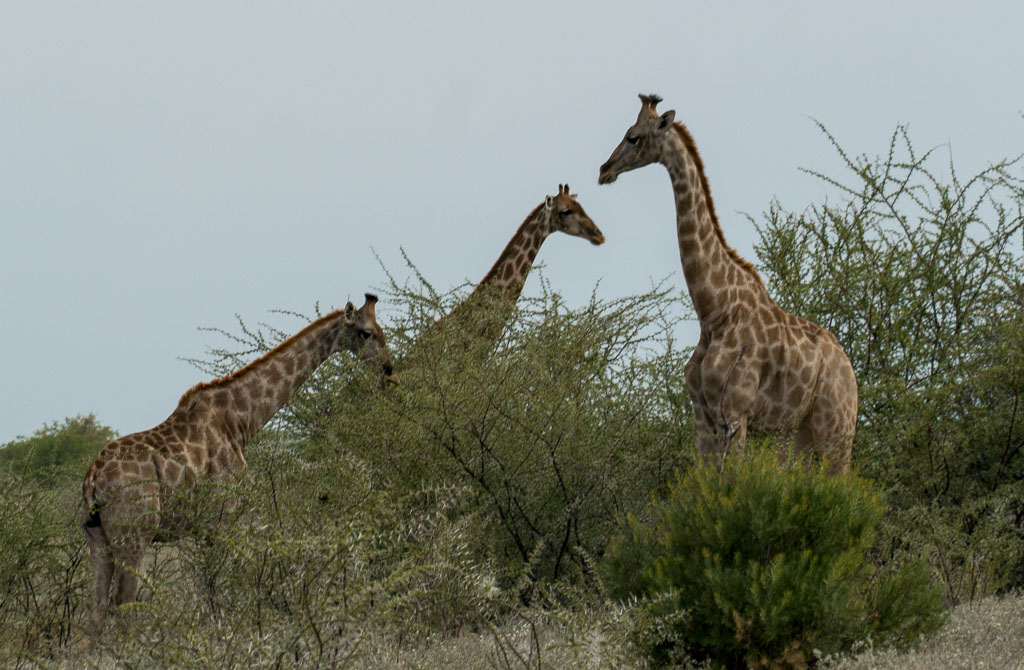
[81,463,105,534]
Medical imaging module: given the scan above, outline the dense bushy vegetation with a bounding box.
[0,414,116,484]
[605,447,946,668]
[755,124,1024,604]
[1,124,1022,668]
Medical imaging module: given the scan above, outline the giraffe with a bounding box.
[81,293,397,639]
[598,95,857,473]
[418,184,604,354]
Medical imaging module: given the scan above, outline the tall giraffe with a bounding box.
[598,95,857,473]
[419,184,604,353]
[81,294,397,638]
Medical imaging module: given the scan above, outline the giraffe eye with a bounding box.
[559,209,573,217]
[357,330,372,340]
[626,135,640,145]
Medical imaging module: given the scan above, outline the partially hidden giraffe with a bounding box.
[598,95,857,473]
[418,184,604,354]
[81,293,397,638]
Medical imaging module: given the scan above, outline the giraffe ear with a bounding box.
[344,301,356,323]
[545,195,555,210]
[656,109,676,133]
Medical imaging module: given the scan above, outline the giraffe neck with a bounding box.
[427,204,550,347]
[176,310,349,448]
[477,203,550,297]
[661,125,764,325]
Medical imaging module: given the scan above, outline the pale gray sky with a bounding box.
[2,1,1021,443]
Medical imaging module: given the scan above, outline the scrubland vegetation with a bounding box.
[2,126,1022,668]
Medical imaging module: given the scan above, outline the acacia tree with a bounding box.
[755,123,1024,601]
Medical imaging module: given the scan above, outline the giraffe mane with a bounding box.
[672,122,765,288]
[176,308,345,407]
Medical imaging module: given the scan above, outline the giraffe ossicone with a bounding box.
[599,95,858,474]
[81,293,396,641]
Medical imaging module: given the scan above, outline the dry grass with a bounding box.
[348,593,1024,670]
[19,593,1024,669]
[826,592,1024,670]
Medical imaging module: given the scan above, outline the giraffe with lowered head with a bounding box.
[598,95,857,473]
[81,293,398,639]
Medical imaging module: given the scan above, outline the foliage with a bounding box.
[361,276,694,585]
[189,269,695,588]
[823,591,1024,670]
[0,414,116,485]
[0,426,651,669]
[0,472,88,666]
[81,437,505,668]
[604,447,947,669]
[755,123,1024,601]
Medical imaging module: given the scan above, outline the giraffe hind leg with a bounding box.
[110,547,145,606]
[84,515,113,645]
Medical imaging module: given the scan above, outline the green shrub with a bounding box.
[0,472,88,666]
[0,414,116,486]
[189,273,695,587]
[604,448,947,668]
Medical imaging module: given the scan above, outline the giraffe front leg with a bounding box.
[692,410,721,462]
[690,411,748,470]
[699,343,757,468]
[720,417,748,464]
[685,342,723,462]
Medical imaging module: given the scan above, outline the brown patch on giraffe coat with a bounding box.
[229,387,248,408]
[679,233,700,258]
[265,363,282,387]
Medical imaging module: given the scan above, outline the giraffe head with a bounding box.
[541,184,605,245]
[343,293,399,385]
[598,94,677,185]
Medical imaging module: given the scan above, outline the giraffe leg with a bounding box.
[697,341,757,468]
[84,522,113,647]
[692,410,722,462]
[721,417,747,461]
[805,371,856,475]
[685,341,723,463]
[110,546,145,607]
[102,485,159,611]
[793,418,816,470]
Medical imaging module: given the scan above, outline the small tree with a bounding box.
[604,447,947,668]
[0,414,117,485]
